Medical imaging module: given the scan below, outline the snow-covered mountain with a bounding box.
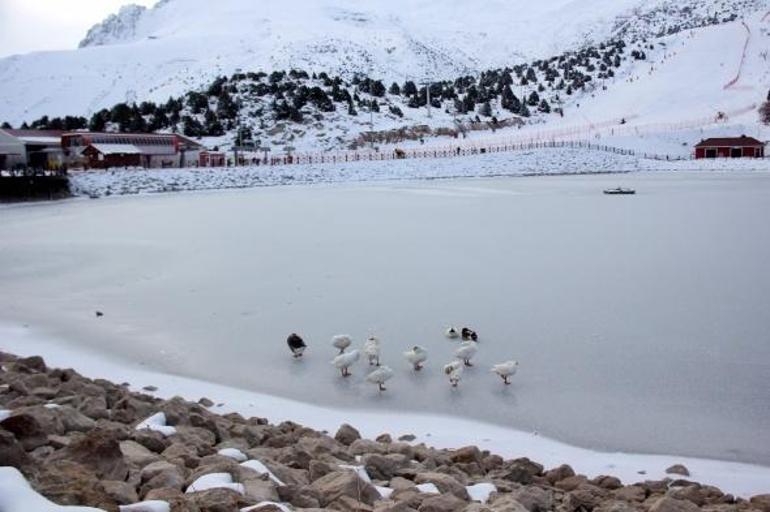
[0,0,761,127]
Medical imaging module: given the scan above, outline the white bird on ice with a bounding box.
[454,340,478,367]
[403,345,428,371]
[332,334,353,354]
[332,350,360,377]
[491,360,519,385]
[362,336,381,366]
[445,327,460,339]
[443,361,464,387]
[366,365,394,391]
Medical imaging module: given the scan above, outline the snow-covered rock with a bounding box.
[218,448,248,462]
[119,501,171,512]
[135,412,177,437]
[0,467,105,511]
[185,473,245,494]
[240,460,285,486]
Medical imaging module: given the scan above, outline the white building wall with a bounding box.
[0,129,27,168]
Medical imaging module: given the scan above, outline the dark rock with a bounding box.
[451,446,482,464]
[414,472,470,501]
[188,487,248,512]
[418,493,467,512]
[335,423,362,446]
[545,464,575,484]
[277,483,322,508]
[556,475,589,491]
[648,496,700,512]
[310,469,381,506]
[665,465,690,477]
[198,397,214,407]
[511,486,552,512]
[751,494,770,512]
[592,475,623,490]
[0,428,31,470]
[0,413,48,450]
[613,485,647,502]
[364,453,407,480]
[564,484,609,512]
[17,355,47,373]
[398,434,416,442]
[102,480,139,505]
[376,433,393,444]
[32,460,120,511]
[48,428,129,481]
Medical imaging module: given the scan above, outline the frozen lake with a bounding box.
[1,171,769,465]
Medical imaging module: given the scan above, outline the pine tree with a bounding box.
[370,80,386,97]
[527,91,540,107]
[389,82,401,95]
[479,101,493,117]
[538,99,551,113]
[760,101,770,125]
[1,122,11,129]
[182,116,204,137]
[204,110,224,136]
[403,81,418,96]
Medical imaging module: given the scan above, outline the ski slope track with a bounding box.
[0,0,766,135]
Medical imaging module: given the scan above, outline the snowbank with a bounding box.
[0,467,104,512]
[68,147,770,199]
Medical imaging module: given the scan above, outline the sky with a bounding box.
[0,0,156,58]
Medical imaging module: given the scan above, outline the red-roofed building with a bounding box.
[62,131,203,169]
[694,136,765,159]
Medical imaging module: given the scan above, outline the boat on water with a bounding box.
[603,187,636,195]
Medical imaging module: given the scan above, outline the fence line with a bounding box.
[251,139,689,168]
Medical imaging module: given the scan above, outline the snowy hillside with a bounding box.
[0,0,762,130]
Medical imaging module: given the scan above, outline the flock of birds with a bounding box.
[285,327,519,392]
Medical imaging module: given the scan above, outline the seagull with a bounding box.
[461,327,478,342]
[366,366,394,391]
[403,345,428,371]
[455,340,478,367]
[332,335,353,354]
[445,327,460,339]
[332,350,360,377]
[491,360,519,385]
[286,333,307,358]
[362,336,381,366]
[443,361,464,387]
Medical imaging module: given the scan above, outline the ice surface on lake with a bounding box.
[0,171,769,465]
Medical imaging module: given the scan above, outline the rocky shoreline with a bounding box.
[1,350,768,512]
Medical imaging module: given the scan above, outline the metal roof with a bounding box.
[84,144,142,155]
[695,136,764,147]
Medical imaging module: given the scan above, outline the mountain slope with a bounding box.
[0,0,759,126]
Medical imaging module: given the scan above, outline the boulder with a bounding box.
[310,459,337,481]
[363,453,407,480]
[648,497,701,512]
[32,460,119,511]
[17,355,47,372]
[329,495,376,512]
[48,428,129,481]
[376,434,393,444]
[0,428,31,470]
[751,495,770,512]
[556,475,589,492]
[102,480,139,505]
[614,486,647,503]
[121,439,162,468]
[415,472,470,501]
[0,413,48,450]
[665,465,690,477]
[488,494,529,512]
[544,464,575,484]
[140,461,186,497]
[12,404,95,435]
[511,486,552,512]
[592,475,623,490]
[241,477,280,502]
[277,483,323,508]
[350,439,389,456]
[418,493,467,512]
[144,487,201,512]
[188,487,247,512]
[451,446,482,464]
[310,469,381,506]
[132,429,171,453]
[336,424,362,446]
[564,485,609,512]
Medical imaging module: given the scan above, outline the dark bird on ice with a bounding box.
[287,333,307,358]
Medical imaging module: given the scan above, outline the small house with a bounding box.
[694,136,765,159]
[81,144,142,169]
